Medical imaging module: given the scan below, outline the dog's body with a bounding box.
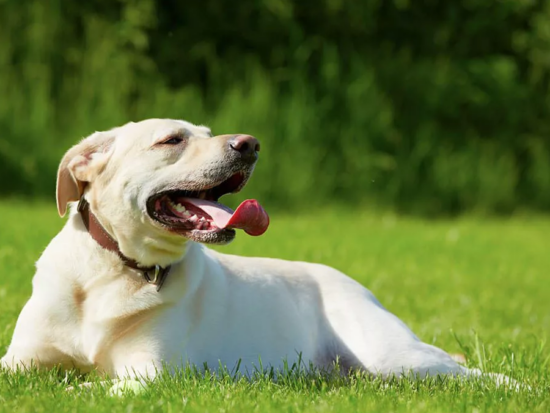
[3,225,460,378]
[1,119,506,385]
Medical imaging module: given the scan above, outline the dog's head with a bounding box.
[56,119,269,266]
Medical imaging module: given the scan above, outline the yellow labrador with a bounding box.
[1,119,512,388]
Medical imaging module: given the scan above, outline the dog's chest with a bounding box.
[68,275,166,368]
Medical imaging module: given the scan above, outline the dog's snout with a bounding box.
[229,135,260,162]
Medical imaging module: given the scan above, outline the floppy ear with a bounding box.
[56,130,116,217]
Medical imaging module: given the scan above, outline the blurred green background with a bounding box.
[1,0,550,215]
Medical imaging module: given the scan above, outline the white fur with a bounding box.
[1,119,513,387]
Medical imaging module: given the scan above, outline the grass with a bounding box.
[0,199,548,412]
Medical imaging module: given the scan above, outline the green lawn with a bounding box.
[0,199,548,412]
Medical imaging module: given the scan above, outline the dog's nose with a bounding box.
[229,135,260,162]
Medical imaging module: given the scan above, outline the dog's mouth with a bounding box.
[146,172,269,243]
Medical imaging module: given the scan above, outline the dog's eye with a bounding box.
[162,136,184,145]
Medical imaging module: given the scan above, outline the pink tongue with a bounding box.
[179,198,269,236]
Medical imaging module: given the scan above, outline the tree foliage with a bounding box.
[1,0,549,214]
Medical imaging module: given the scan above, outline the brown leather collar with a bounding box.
[78,198,171,292]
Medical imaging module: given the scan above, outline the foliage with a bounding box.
[1,1,550,214]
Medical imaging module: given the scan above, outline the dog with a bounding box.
[1,119,512,389]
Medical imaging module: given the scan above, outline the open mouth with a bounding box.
[146,172,269,243]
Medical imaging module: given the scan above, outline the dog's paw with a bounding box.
[0,356,28,372]
[466,368,530,392]
[66,382,95,392]
[108,379,148,397]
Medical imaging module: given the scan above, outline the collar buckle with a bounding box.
[143,265,170,292]
[144,265,161,285]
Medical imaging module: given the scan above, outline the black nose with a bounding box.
[229,135,260,162]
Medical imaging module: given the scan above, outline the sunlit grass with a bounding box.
[0,200,548,412]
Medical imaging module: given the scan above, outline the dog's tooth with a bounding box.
[189,215,198,222]
[183,211,191,217]
[174,204,186,213]
[199,217,206,222]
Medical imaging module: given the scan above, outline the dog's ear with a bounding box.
[56,130,116,217]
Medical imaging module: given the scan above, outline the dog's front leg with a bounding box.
[1,295,78,372]
[71,352,161,396]
[112,351,162,381]
[109,356,159,397]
